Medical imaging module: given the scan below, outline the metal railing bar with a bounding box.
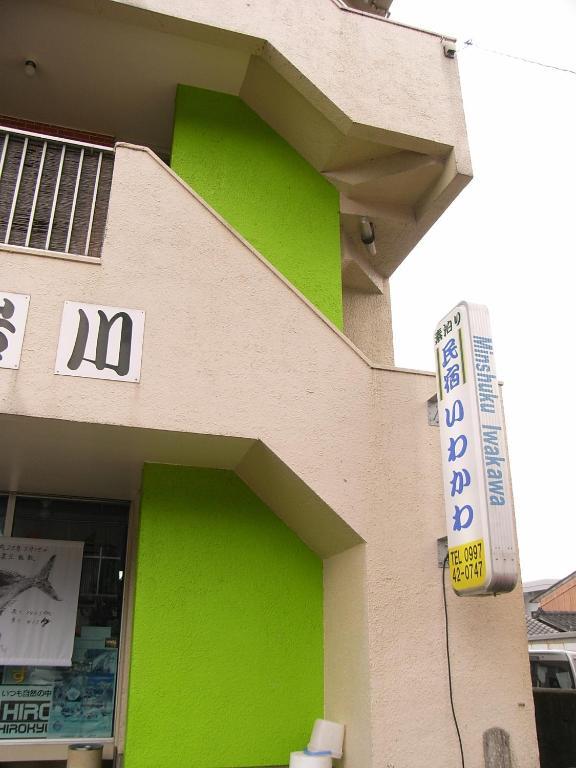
[0,125,114,154]
[45,144,66,249]
[84,150,103,256]
[25,140,48,247]
[65,147,85,252]
[1,128,113,259]
[5,136,29,243]
[0,242,100,263]
[0,134,8,183]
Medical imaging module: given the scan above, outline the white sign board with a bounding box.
[434,302,517,595]
[0,538,83,665]
[0,292,30,370]
[55,301,145,382]
[0,684,53,739]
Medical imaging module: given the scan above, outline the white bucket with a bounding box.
[289,751,332,768]
[307,718,345,759]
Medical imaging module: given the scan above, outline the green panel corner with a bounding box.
[125,464,323,768]
[171,85,343,328]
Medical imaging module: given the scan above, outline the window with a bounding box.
[0,127,114,259]
[0,495,129,740]
[530,659,575,690]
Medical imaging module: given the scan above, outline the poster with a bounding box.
[0,538,83,666]
[0,635,118,739]
[0,684,53,738]
[48,644,117,738]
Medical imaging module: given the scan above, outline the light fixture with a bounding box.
[360,217,377,257]
[442,39,457,59]
[24,59,37,77]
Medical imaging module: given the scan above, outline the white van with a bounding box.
[529,650,576,690]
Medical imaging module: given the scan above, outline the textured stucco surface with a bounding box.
[171,86,342,327]
[4,0,473,293]
[125,465,323,768]
[343,287,394,366]
[367,369,539,767]
[117,0,471,173]
[0,147,538,768]
[324,544,372,767]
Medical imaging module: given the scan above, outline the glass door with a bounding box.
[0,495,129,741]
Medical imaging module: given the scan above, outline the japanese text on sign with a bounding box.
[434,302,517,596]
[0,292,30,370]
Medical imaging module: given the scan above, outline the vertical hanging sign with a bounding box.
[434,302,517,595]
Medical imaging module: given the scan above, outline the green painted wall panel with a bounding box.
[171,85,343,328]
[125,465,323,768]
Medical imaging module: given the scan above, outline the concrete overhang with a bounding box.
[1,0,472,277]
[0,413,362,559]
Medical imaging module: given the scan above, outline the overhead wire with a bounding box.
[460,39,576,77]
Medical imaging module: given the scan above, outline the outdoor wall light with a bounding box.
[442,40,457,59]
[360,216,377,256]
[24,59,37,77]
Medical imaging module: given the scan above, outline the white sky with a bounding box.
[388,0,576,582]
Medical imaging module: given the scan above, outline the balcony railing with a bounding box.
[0,127,114,260]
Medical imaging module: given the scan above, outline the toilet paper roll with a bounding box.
[289,751,332,768]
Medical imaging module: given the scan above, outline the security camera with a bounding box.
[443,41,457,59]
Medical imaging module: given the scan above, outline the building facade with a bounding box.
[526,574,576,652]
[0,0,539,766]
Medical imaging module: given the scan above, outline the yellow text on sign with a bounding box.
[449,539,486,592]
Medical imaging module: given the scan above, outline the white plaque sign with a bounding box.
[0,538,83,666]
[434,302,517,595]
[0,292,30,370]
[55,301,145,382]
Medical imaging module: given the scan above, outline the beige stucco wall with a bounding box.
[0,147,536,767]
[3,0,473,287]
[368,369,538,767]
[116,0,471,172]
[343,286,395,366]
